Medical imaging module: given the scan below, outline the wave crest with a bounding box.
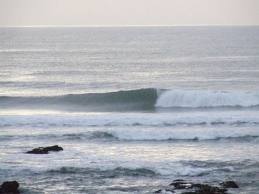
[156,89,259,108]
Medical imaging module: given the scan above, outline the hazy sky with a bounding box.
[0,0,259,26]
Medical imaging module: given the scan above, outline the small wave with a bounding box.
[2,130,259,143]
[90,131,118,140]
[62,131,118,141]
[173,159,259,178]
[1,112,259,128]
[180,159,259,176]
[0,131,118,142]
[182,159,257,169]
[47,167,157,178]
[91,134,259,143]
[127,135,259,142]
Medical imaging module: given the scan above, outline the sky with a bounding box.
[0,0,259,26]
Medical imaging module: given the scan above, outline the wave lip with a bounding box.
[156,89,259,108]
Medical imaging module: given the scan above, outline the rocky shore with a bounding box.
[0,145,64,194]
[1,145,240,193]
[0,179,239,194]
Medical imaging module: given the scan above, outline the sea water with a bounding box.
[0,26,259,193]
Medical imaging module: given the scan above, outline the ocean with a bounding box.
[0,26,259,194]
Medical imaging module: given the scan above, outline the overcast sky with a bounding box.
[0,0,259,26]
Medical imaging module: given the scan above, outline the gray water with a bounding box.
[0,26,259,193]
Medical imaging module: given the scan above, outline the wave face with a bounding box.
[156,89,259,108]
[1,88,259,111]
[0,88,157,111]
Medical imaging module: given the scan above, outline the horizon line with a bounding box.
[1,24,259,28]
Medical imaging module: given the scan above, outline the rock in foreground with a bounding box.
[220,181,239,188]
[0,181,20,194]
[26,145,63,154]
[155,179,239,194]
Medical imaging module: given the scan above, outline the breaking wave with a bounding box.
[1,88,259,111]
[156,89,259,108]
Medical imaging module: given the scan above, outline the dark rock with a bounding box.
[26,147,48,154]
[154,189,162,193]
[157,179,238,194]
[26,145,63,154]
[170,180,192,189]
[0,181,20,194]
[179,183,227,194]
[193,184,227,194]
[173,179,185,182]
[169,180,228,194]
[220,181,239,188]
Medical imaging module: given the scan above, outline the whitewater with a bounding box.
[1,88,259,110]
[0,26,259,194]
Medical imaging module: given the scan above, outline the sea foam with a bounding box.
[156,89,259,108]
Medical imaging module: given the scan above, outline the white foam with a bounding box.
[0,111,259,129]
[156,89,259,108]
[109,126,259,141]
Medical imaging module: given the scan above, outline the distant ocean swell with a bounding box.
[1,112,259,127]
[1,129,259,142]
[1,88,259,111]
